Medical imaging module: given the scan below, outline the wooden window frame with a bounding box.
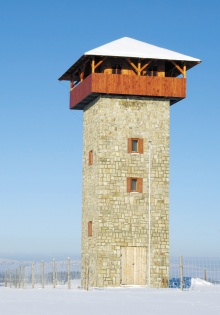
[89,150,93,166]
[88,221,92,237]
[128,138,143,154]
[127,177,143,193]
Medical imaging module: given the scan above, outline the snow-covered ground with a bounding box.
[0,279,220,315]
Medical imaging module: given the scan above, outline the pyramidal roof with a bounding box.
[59,37,201,81]
[85,37,201,62]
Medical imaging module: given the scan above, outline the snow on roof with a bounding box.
[58,37,201,81]
[85,37,201,62]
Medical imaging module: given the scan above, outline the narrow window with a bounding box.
[89,150,93,166]
[88,221,92,237]
[132,139,138,152]
[127,177,143,193]
[128,138,143,154]
[131,179,137,191]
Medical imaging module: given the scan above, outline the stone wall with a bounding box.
[81,95,170,288]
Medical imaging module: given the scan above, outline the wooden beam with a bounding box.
[126,58,153,75]
[70,81,74,90]
[170,60,186,77]
[94,58,105,70]
[91,57,95,73]
[79,63,86,82]
[91,57,105,73]
[183,64,186,78]
[126,58,139,73]
[138,61,141,76]
[140,60,153,72]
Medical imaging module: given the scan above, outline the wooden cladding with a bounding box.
[89,150,93,166]
[88,221,92,237]
[70,73,186,109]
[128,138,143,154]
[127,177,143,193]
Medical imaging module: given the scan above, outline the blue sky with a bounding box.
[0,0,219,260]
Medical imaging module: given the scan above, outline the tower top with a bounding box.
[59,37,201,109]
[59,37,201,81]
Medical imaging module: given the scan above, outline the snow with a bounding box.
[191,278,213,287]
[0,279,220,315]
[85,37,201,62]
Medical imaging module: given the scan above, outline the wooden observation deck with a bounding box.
[59,37,201,109]
[69,73,186,109]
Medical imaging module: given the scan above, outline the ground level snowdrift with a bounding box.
[191,277,213,287]
[0,279,220,315]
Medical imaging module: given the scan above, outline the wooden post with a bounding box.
[42,261,45,289]
[180,255,183,291]
[138,61,141,76]
[183,65,186,78]
[79,69,85,82]
[67,257,71,289]
[170,60,185,77]
[10,269,12,288]
[32,263,35,289]
[70,81,75,90]
[204,269,207,281]
[53,259,56,288]
[15,270,17,288]
[18,266,22,289]
[4,270,7,287]
[91,57,95,73]
[22,266,25,289]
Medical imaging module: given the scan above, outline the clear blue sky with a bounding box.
[0,0,219,260]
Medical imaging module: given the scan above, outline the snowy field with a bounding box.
[0,279,220,315]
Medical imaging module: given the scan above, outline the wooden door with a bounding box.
[121,247,147,285]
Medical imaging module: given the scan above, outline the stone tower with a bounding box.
[59,37,200,288]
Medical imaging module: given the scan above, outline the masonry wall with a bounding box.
[81,95,170,288]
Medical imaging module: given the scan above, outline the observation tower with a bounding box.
[59,37,201,288]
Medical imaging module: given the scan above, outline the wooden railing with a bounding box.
[70,73,186,109]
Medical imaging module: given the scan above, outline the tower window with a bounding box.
[131,179,137,191]
[127,177,143,193]
[88,221,92,237]
[128,138,143,154]
[89,150,93,165]
[132,140,138,152]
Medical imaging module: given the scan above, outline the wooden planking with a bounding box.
[70,73,186,109]
[121,247,133,284]
[92,74,186,97]
[70,75,93,109]
[121,247,147,285]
